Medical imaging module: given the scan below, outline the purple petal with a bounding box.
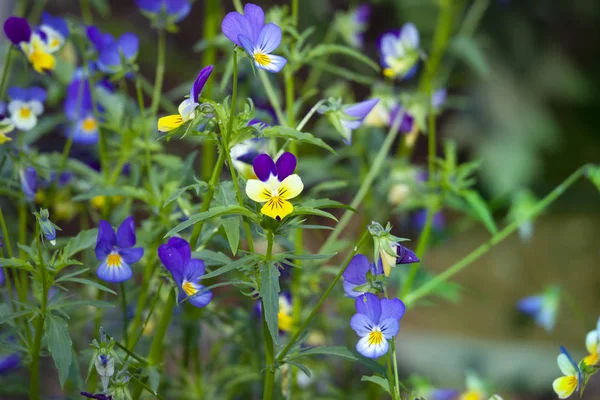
[380,298,406,321]
[370,259,384,276]
[190,65,214,102]
[275,152,296,181]
[221,12,254,47]
[0,353,21,374]
[256,23,282,54]
[8,87,28,101]
[97,220,116,246]
[19,167,38,201]
[96,259,132,283]
[252,153,276,182]
[517,295,543,316]
[116,216,136,248]
[343,254,370,285]
[117,33,139,60]
[185,258,206,281]
[95,240,113,262]
[238,34,255,57]
[158,242,184,284]
[353,4,371,24]
[165,0,192,22]
[396,244,419,264]
[256,54,287,73]
[355,293,381,323]
[86,26,113,52]
[350,313,375,337]
[343,280,364,298]
[135,0,161,13]
[3,16,31,45]
[432,88,447,109]
[167,237,191,267]
[187,285,213,308]
[243,3,265,42]
[41,12,69,39]
[26,87,47,103]
[344,98,379,121]
[430,389,460,400]
[0,267,5,287]
[379,317,400,338]
[119,247,144,264]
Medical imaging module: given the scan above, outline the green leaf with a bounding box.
[216,182,241,256]
[587,166,600,192]
[165,206,256,237]
[283,252,337,261]
[192,250,232,266]
[201,254,260,280]
[0,308,37,325]
[361,375,391,394]
[60,229,98,261]
[146,367,160,393]
[48,299,115,310]
[449,36,489,78]
[289,346,386,374]
[0,258,35,273]
[72,187,148,202]
[45,313,73,387]
[263,127,336,154]
[54,277,117,295]
[289,207,338,221]
[163,182,208,207]
[286,360,312,378]
[259,262,280,345]
[300,198,356,212]
[462,190,497,234]
[306,44,380,72]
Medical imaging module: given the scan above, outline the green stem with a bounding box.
[390,335,401,399]
[28,0,47,24]
[120,282,128,342]
[319,112,403,254]
[0,47,14,98]
[30,230,48,400]
[232,0,243,13]
[147,289,176,364]
[139,74,178,115]
[404,164,594,306]
[126,279,164,358]
[303,25,336,92]
[0,207,20,312]
[276,230,370,362]
[386,353,397,400]
[135,75,152,175]
[189,149,226,249]
[150,30,166,117]
[262,231,275,400]
[80,0,93,24]
[291,0,299,26]
[284,69,295,128]
[296,99,327,132]
[258,70,287,126]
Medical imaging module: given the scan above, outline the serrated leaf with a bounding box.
[45,313,73,387]
[289,346,386,374]
[54,277,117,295]
[165,206,256,237]
[306,44,380,72]
[361,375,391,394]
[260,262,280,345]
[216,182,241,256]
[462,190,497,234]
[263,127,336,154]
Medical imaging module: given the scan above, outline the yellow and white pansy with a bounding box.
[553,346,582,399]
[584,317,600,366]
[245,152,303,221]
[7,86,47,131]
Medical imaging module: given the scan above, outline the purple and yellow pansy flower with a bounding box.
[245,152,304,221]
[350,293,406,358]
[7,86,46,131]
[158,237,213,308]
[158,65,214,133]
[39,12,70,53]
[379,23,421,80]
[95,217,144,283]
[552,346,583,399]
[222,3,287,73]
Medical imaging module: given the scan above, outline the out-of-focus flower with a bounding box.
[336,4,370,49]
[342,254,384,298]
[222,3,287,73]
[552,346,582,399]
[158,237,213,308]
[80,392,113,399]
[3,16,56,73]
[230,135,268,179]
[7,86,46,131]
[350,293,405,358]
[35,208,59,246]
[0,351,20,375]
[368,221,419,277]
[413,209,446,233]
[136,0,192,26]
[245,152,303,220]
[321,98,379,144]
[379,23,421,80]
[517,285,560,332]
[19,166,38,202]
[278,292,293,332]
[95,217,144,283]
[94,354,115,392]
[0,264,5,287]
[0,102,15,143]
[583,317,600,366]
[39,12,70,53]
[158,66,213,133]
[87,26,139,74]
[508,189,538,242]
[459,372,488,400]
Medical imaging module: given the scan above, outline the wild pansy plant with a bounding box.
[379,22,422,80]
[95,217,144,283]
[553,346,584,399]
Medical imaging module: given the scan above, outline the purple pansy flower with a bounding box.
[0,265,5,287]
[39,12,69,53]
[86,26,139,74]
[0,352,20,375]
[517,286,560,332]
[350,293,406,358]
[245,152,304,220]
[19,166,38,201]
[136,0,192,24]
[158,65,214,133]
[7,86,46,131]
[64,70,105,144]
[338,4,370,49]
[158,237,213,308]
[95,217,144,283]
[338,98,379,144]
[342,254,383,298]
[221,3,287,73]
[3,16,56,73]
[379,23,421,80]
[429,389,459,400]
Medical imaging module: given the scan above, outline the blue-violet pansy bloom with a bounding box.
[158,66,213,133]
[339,98,379,144]
[350,293,406,358]
[19,166,38,202]
[86,26,139,74]
[342,254,383,298]
[3,16,56,73]
[245,152,304,220]
[517,285,560,332]
[7,86,46,131]
[221,3,287,73]
[553,346,583,399]
[379,23,421,80]
[158,237,213,308]
[39,12,69,53]
[95,217,144,283]
[136,0,192,24]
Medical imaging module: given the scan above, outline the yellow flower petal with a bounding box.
[158,114,184,132]
[261,197,293,221]
[584,352,598,366]
[0,132,13,144]
[29,51,56,73]
[246,179,272,203]
[278,174,303,200]
[553,376,578,399]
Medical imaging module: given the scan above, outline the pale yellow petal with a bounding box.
[246,179,272,203]
[158,115,184,132]
[278,174,303,200]
[552,376,577,399]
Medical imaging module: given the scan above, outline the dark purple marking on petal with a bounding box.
[396,244,419,264]
[190,65,214,102]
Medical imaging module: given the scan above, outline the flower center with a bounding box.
[19,107,32,119]
[254,53,271,67]
[367,329,384,346]
[182,281,197,296]
[82,117,97,133]
[107,252,122,267]
[461,391,483,400]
